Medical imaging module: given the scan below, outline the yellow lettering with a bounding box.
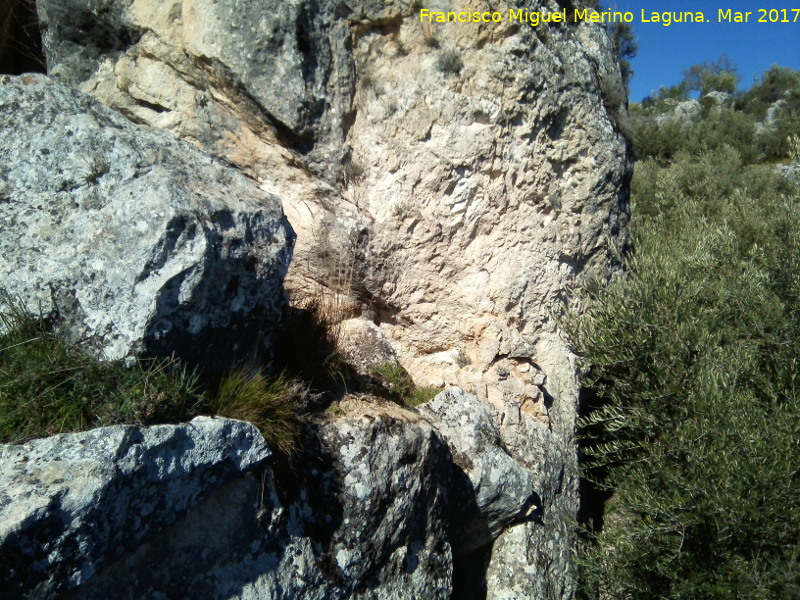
[720,9,750,22]
[509,8,524,22]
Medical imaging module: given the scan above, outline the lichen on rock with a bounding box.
[0,74,294,373]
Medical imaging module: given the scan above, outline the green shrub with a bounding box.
[789,133,800,162]
[737,65,800,119]
[682,109,760,163]
[632,118,685,162]
[0,294,204,443]
[368,362,439,408]
[757,112,800,161]
[436,49,463,76]
[572,64,800,595]
[566,149,800,599]
[211,369,305,455]
[634,109,760,164]
[656,83,689,103]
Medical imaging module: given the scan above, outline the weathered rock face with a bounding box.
[36,0,629,386]
[655,98,702,126]
[0,417,271,599]
[0,74,293,371]
[29,0,632,597]
[418,388,536,557]
[338,317,400,374]
[1,390,547,600]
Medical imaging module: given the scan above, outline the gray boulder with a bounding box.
[0,417,271,599]
[0,74,294,372]
[0,412,454,600]
[417,388,537,556]
[0,390,560,599]
[656,98,702,126]
[777,162,800,181]
[703,90,732,107]
[337,317,400,375]
[765,98,786,125]
[296,414,454,599]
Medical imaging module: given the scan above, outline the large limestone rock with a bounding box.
[33,1,632,596]
[36,0,629,384]
[417,388,537,556]
[0,391,544,600]
[0,417,271,599]
[655,98,702,126]
[483,337,581,600]
[0,74,293,371]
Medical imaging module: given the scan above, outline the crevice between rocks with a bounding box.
[0,0,46,75]
[576,384,613,534]
[451,541,494,600]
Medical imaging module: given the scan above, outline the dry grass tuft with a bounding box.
[212,369,307,455]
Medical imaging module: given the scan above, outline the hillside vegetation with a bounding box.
[568,62,800,599]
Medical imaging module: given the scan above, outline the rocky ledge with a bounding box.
[3,389,543,600]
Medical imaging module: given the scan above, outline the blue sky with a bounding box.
[611,1,800,101]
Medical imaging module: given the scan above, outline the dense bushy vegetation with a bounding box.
[634,63,800,163]
[568,64,800,598]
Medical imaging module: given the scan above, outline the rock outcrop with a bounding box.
[655,98,702,126]
[0,417,270,599]
[0,74,293,371]
[418,388,536,557]
[35,0,629,384]
[4,0,633,597]
[1,389,549,600]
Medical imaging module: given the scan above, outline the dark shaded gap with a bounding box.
[133,98,170,114]
[576,384,614,533]
[451,541,494,600]
[0,0,46,75]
